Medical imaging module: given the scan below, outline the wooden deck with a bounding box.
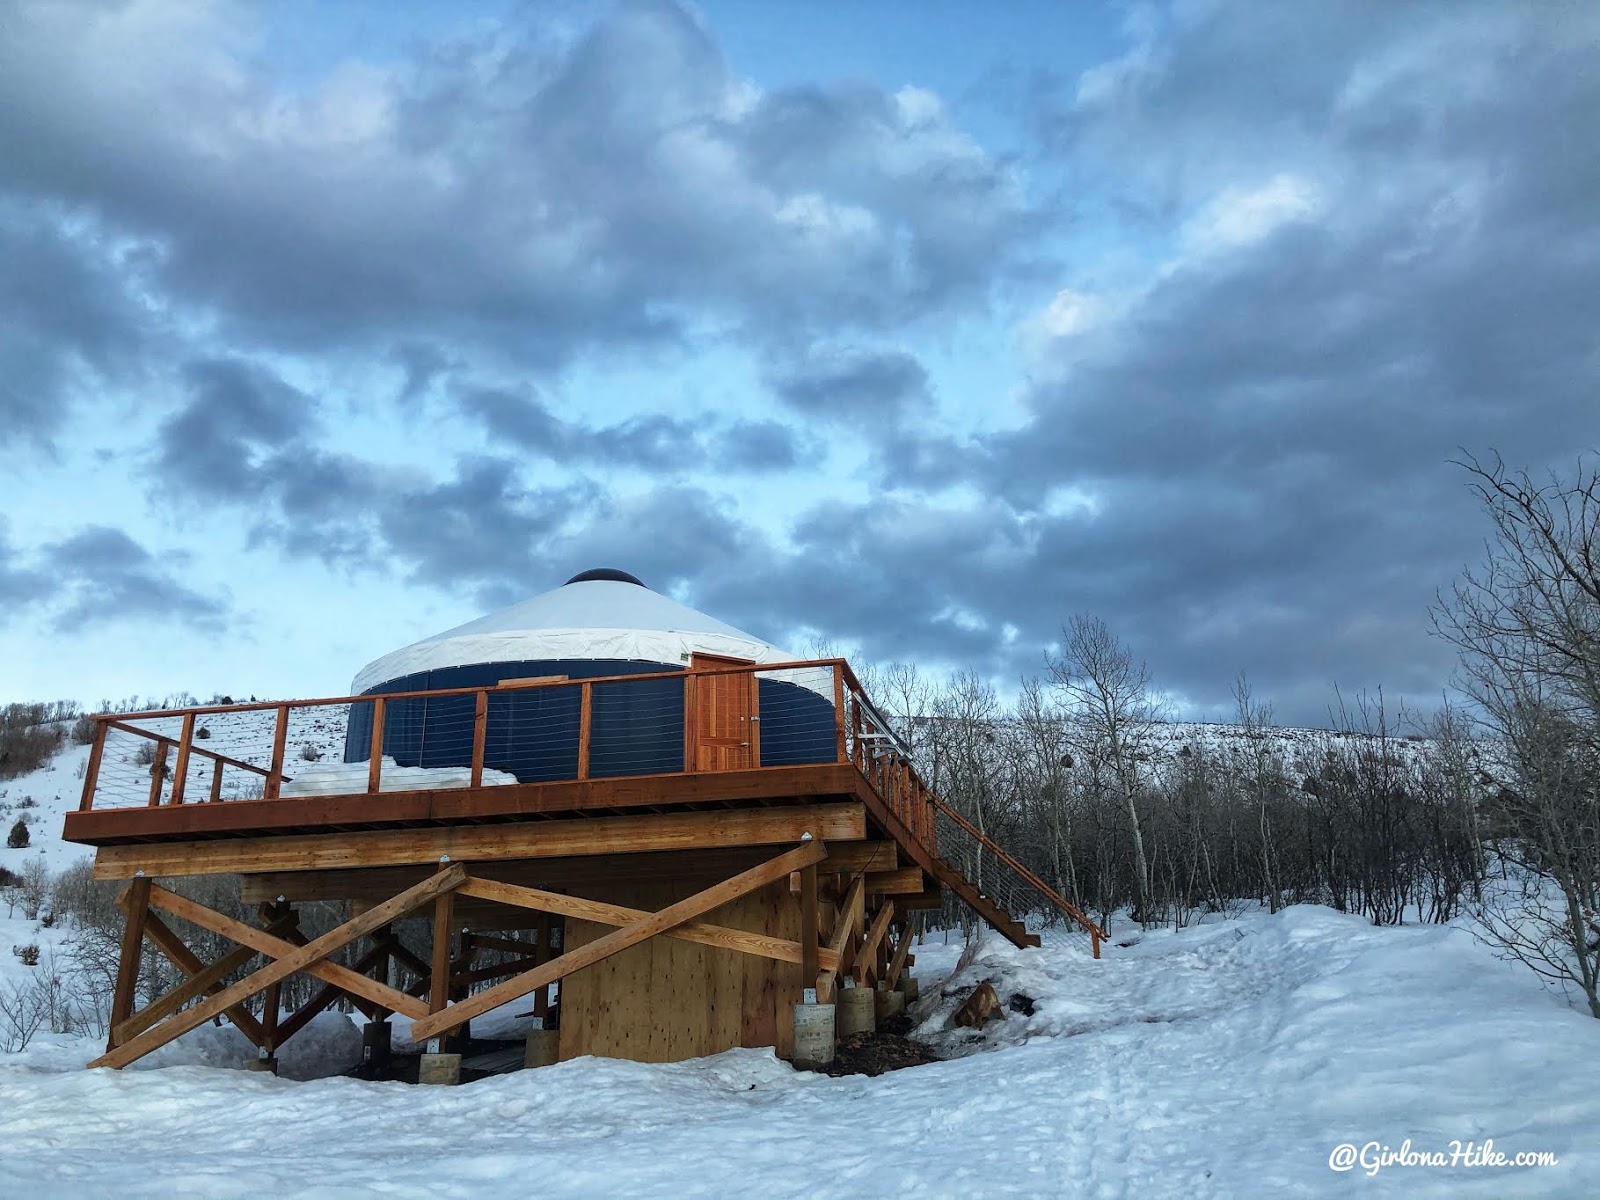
[64,659,1103,1072]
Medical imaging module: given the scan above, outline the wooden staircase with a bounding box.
[928,853,1041,948]
[922,794,1107,957]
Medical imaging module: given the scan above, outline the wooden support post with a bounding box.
[886,920,913,990]
[429,869,456,1016]
[469,691,488,788]
[854,900,896,987]
[577,682,592,781]
[372,926,394,1019]
[260,978,282,1055]
[408,840,828,1044]
[145,742,169,808]
[108,878,152,1047]
[169,713,195,806]
[367,697,385,795]
[259,901,289,1052]
[850,696,864,771]
[209,767,224,804]
[801,862,818,990]
[264,704,289,800]
[817,874,864,1003]
[532,913,550,1020]
[681,674,695,771]
[79,719,107,812]
[89,868,463,1070]
[833,666,847,763]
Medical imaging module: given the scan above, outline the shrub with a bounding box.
[51,860,119,929]
[196,726,212,740]
[0,703,69,780]
[18,860,49,920]
[133,742,156,767]
[69,715,97,746]
[12,943,39,967]
[300,742,323,762]
[6,819,28,849]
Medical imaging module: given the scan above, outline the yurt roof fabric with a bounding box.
[351,579,796,693]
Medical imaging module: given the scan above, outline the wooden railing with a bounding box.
[72,657,1120,951]
[928,792,1106,956]
[76,658,939,852]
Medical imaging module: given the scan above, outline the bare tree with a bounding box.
[926,671,1003,923]
[1433,451,1600,1016]
[1009,676,1081,908]
[1049,616,1165,926]
[1233,673,1286,912]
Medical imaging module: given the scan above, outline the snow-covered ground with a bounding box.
[1,716,1591,1197]
[0,906,1592,1198]
[0,737,100,876]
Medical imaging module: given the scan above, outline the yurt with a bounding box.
[343,569,837,777]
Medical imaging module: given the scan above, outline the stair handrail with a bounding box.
[926,790,1106,956]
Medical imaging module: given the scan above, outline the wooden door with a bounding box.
[688,653,759,772]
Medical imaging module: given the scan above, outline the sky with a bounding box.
[1,0,1596,726]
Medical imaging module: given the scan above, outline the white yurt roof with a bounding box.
[351,570,798,693]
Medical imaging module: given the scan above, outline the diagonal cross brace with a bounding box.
[111,907,300,1047]
[89,864,464,1070]
[408,839,828,1044]
[455,876,840,971]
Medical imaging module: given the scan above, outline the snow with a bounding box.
[0,738,101,876]
[1,723,1592,1196]
[280,757,519,797]
[0,906,1594,1197]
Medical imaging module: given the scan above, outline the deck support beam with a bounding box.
[91,804,866,880]
[815,874,864,1003]
[107,878,151,1050]
[406,839,828,1044]
[454,876,839,971]
[854,900,896,988]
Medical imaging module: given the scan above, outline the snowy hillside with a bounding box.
[0,909,1593,1196]
[0,709,350,878]
[0,707,1422,883]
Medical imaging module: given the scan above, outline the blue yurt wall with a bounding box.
[344,570,835,781]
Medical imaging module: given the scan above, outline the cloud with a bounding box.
[714,420,804,470]
[4,0,1594,727]
[37,526,229,632]
[376,457,597,601]
[155,358,314,500]
[457,387,701,470]
[934,0,1600,716]
[0,0,1034,367]
[457,383,812,474]
[768,344,929,421]
[0,202,154,451]
[0,521,54,612]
